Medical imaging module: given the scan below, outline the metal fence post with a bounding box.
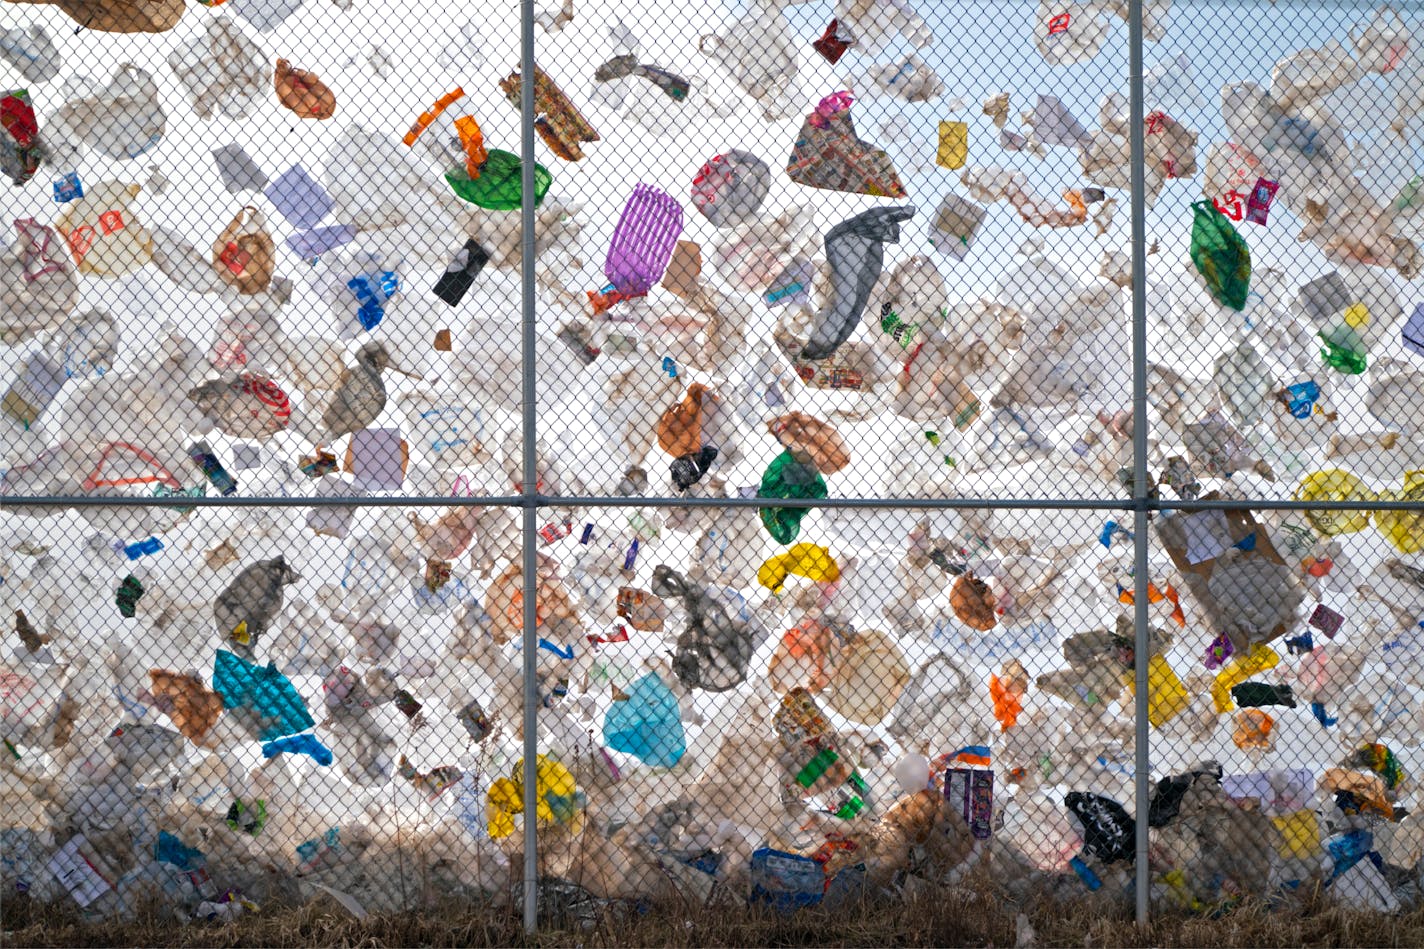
[1127,0,1152,930]
[520,0,540,934]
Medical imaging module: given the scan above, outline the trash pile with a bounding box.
[1,0,1422,927]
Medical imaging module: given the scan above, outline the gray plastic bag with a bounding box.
[214,556,300,657]
[801,205,916,361]
[652,565,754,693]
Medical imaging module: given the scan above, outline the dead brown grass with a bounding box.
[5,876,1423,948]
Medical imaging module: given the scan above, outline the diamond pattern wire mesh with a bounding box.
[0,0,1421,935]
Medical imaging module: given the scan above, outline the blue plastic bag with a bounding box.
[603,672,685,768]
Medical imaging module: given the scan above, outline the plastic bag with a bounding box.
[188,373,292,440]
[962,165,1088,228]
[1064,791,1135,862]
[825,629,908,725]
[1,88,47,186]
[657,383,717,457]
[950,573,997,630]
[485,555,580,645]
[698,7,799,121]
[214,556,300,655]
[0,25,62,83]
[1189,201,1251,310]
[1035,1,1111,66]
[1271,41,1363,112]
[445,149,550,210]
[12,0,185,32]
[212,649,315,741]
[1293,469,1373,535]
[757,543,840,593]
[274,59,336,120]
[167,17,267,120]
[767,412,849,475]
[767,617,840,694]
[1373,471,1424,554]
[802,205,915,361]
[147,670,224,743]
[758,451,828,544]
[54,64,165,160]
[1,218,79,345]
[53,180,154,278]
[690,150,769,228]
[603,672,686,768]
[212,206,275,295]
[929,192,987,259]
[1351,7,1411,75]
[486,755,585,839]
[652,565,754,693]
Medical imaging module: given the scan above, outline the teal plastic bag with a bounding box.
[213,649,315,741]
[603,672,685,768]
[1189,201,1251,311]
[758,451,827,544]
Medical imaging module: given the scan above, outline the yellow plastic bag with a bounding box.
[1293,469,1374,535]
[757,543,841,593]
[1271,809,1320,859]
[1374,471,1423,554]
[1211,643,1281,713]
[1122,654,1191,727]
[486,755,584,839]
[937,120,968,170]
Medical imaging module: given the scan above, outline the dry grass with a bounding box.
[6,874,1424,949]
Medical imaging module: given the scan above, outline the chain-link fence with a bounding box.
[1,0,1422,937]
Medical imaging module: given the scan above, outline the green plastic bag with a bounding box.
[1319,325,1368,374]
[758,450,827,544]
[444,149,551,210]
[1189,201,1251,311]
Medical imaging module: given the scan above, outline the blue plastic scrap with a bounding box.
[262,733,333,766]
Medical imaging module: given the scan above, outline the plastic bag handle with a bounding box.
[238,205,265,231]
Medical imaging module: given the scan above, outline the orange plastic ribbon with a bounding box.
[403,88,466,146]
[454,115,488,178]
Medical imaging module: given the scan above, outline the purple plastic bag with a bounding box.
[605,184,684,295]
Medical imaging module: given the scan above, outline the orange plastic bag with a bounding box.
[989,661,1028,730]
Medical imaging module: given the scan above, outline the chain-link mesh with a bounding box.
[0,0,1421,936]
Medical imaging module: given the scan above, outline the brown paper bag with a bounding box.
[661,240,702,299]
[212,206,275,295]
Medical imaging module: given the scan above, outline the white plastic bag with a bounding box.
[0,219,79,345]
[167,16,268,120]
[53,64,166,160]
